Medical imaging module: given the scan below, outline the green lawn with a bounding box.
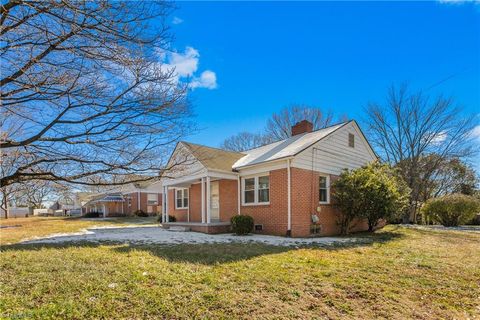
[0,218,479,319]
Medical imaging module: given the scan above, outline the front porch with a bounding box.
[84,194,125,217]
[161,170,240,227]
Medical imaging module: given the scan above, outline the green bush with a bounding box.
[134,210,148,217]
[231,215,254,235]
[333,162,410,235]
[421,194,480,227]
[156,215,177,223]
[83,211,100,218]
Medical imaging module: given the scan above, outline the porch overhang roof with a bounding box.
[86,194,125,205]
[162,169,238,187]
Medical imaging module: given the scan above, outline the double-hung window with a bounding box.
[319,175,330,204]
[175,188,189,209]
[242,175,270,205]
[147,193,158,206]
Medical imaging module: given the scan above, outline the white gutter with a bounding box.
[287,159,292,236]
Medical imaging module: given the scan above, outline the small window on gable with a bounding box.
[348,133,355,148]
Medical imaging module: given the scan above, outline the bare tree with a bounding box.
[265,105,334,140]
[220,105,335,152]
[365,84,478,223]
[220,132,273,152]
[0,0,193,188]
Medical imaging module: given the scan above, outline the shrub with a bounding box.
[333,162,410,234]
[84,211,100,218]
[156,215,177,223]
[421,194,480,227]
[134,210,148,217]
[231,215,254,235]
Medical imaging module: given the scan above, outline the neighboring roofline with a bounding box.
[233,121,350,170]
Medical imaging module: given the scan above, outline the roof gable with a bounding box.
[182,142,245,172]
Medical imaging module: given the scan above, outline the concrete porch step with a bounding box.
[167,226,191,232]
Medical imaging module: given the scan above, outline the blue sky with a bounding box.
[165,1,479,155]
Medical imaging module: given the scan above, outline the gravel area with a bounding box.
[21,226,360,247]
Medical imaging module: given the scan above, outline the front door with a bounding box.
[210,181,220,222]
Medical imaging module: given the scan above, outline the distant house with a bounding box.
[82,180,163,217]
[161,120,378,237]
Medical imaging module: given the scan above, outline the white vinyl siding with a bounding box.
[292,122,376,175]
[242,175,270,205]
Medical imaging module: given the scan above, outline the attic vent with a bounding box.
[348,133,355,148]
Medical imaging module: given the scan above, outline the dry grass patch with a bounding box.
[0,216,157,244]
[0,225,479,319]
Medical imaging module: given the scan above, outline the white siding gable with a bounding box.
[163,143,206,180]
[292,122,376,175]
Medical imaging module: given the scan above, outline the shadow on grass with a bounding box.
[0,230,404,265]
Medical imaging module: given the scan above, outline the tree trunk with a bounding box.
[2,191,8,219]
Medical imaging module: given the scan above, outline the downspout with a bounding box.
[187,186,190,222]
[287,159,292,237]
[237,174,241,215]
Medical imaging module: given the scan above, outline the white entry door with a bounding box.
[210,181,220,221]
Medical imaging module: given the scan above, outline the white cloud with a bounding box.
[471,125,480,141]
[190,70,217,89]
[167,47,199,77]
[172,16,183,25]
[438,0,479,4]
[158,46,217,90]
[432,131,448,145]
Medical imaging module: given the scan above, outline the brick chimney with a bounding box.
[291,120,313,136]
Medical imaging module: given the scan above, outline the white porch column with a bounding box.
[201,177,205,223]
[287,159,292,235]
[137,191,141,211]
[161,187,165,223]
[165,186,169,223]
[237,175,241,215]
[206,176,211,223]
[103,204,106,218]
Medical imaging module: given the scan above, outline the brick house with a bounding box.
[161,120,378,237]
[82,180,163,217]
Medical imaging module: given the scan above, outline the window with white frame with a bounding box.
[175,188,189,209]
[242,175,270,205]
[147,193,158,205]
[319,175,329,203]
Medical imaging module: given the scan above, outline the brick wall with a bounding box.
[167,189,188,221]
[219,179,238,222]
[290,167,371,237]
[240,169,289,236]
[121,192,162,216]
